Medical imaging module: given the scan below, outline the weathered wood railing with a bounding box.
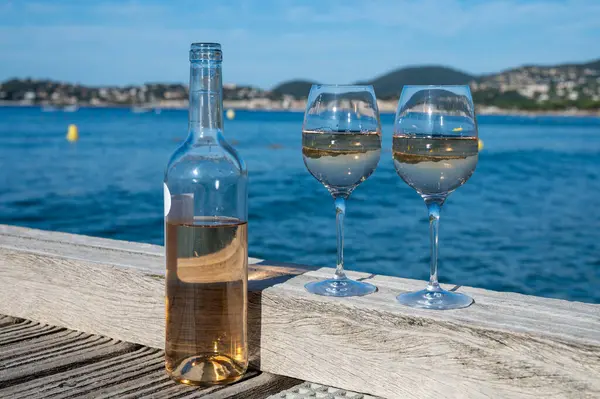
[0,224,598,398]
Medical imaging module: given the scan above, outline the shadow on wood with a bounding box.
[248,259,316,369]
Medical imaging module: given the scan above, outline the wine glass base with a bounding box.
[305,278,377,297]
[396,288,473,310]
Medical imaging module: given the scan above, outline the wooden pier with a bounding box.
[0,224,598,398]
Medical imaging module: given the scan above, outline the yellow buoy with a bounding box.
[66,124,79,142]
[226,109,235,120]
[478,139,484,151]
[452,127,463,132]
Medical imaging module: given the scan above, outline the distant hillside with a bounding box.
[272,67,474,100]
[478,58,600,81]
[2,58,599,111]
[584,59,600,70]
[363,66,474,99]
[473,57,600,110]
[271,80,317,99]
[268,58,600,110]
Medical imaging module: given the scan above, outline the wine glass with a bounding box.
[302,85,381,296]
[393,85,478,309]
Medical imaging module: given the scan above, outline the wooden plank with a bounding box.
[254,269,600,399]
[101,369,300,399]
[91,369,261,399]
[1,225,599,398]
[0,340,136,387]
[207,371,302,399]
[113,379,198,399]
[2,345,164,398]
[0,315,20,327]
[0,224,306,349]
[0,329,89,361]
[0,336,137,388]
[0,319,300,399]
[0,322,65,346]
[0,245,167,348]
[0,224,163,255]
[91,369,201,398]
[267,381,382,399]
[0,319,36,333]
[0,224,263,272]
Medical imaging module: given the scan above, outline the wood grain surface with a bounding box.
[1,224,599,398]
[0,316,300,398]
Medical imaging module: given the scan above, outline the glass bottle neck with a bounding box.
[188,60,223,140]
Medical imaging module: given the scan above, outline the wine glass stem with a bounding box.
[426,201,442,291]
[334,196,347,280]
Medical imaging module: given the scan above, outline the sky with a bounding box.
[0,0,599,89]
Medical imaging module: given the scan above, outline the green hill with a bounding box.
[584,59,600,70]
[271,80,318,99]
[363,66,474,99]
[272,67,474,99]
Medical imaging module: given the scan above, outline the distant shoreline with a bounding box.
[1,101,599,117]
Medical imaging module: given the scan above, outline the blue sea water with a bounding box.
[1,107,599,303]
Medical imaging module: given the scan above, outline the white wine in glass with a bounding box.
[393,85,479,310]
[302,85,381,297]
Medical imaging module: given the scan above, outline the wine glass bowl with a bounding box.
[302,131,381,195]
[302,85,381,297]
[303,86,381,198]
[393,85,478,309]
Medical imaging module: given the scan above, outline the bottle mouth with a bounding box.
[190,43,222,62]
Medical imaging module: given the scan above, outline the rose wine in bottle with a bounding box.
[164,43,248,386]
